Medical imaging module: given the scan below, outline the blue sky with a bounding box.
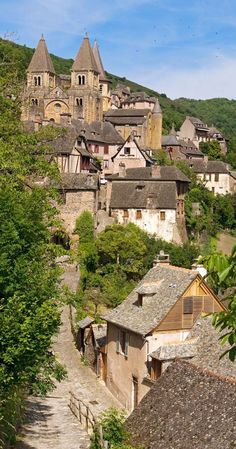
[1,0,236,99]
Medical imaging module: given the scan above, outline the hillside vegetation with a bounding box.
[1,37,236,163]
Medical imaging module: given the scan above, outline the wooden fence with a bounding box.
[69,391,108,448]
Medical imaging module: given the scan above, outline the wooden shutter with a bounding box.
[183,297,193,314]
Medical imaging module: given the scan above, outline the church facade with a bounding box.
[21,34,110,124]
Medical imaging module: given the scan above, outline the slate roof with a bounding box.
[162,135,180,146]
[108,166,190,183]
[122,92,156,104]
[87,121,124,144]
[104,108,151,126]
[103,265,198,336]
[187,159,229,173]
[126,360,236,449]
[187,116,209,130]
[92,41,107,82]
[92,324,107,348]
[151,339,197,360]
[59,173,99,190]
[72,34,99,73]
[27,35,55,73]
[188,316,236,379]
[152,98,162,115]
[110,181,177,209]
[78,316,94,329]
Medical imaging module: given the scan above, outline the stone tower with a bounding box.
[150,98,162,150]
[22,34,56,121]
[69,34,103,123]
[93,40,111,112]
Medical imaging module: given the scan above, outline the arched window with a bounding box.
[82,75,85,85]
[38,76,41,86]
[34,76,41,86]
[78,75,86,85]
[31,98,38,106]
[54,103,61,112]
[76,98,83,106]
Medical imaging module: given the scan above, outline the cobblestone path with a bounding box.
[16,306,121,449]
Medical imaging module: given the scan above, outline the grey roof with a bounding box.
[108,166,190,183]
[126,360,236,449]
[92,41,107,82]
[110,181,177,210]
[122,91,155,104]
[59,173,99,190]
[78,316,94,329]
[151,339,197,361]
[230,171,236,180]
[92,324,107,348]
[27,35,55,73]
[188,316,236,379]
[187,159,229,173]
[72,34,99,73]
[152,98,162,115]
[104,108,150,125]
[187,116,209,130]
[88,121,124,144]
[162,135,180,146]
[103,265,198,336]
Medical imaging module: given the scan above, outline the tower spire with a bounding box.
[72,34,99,72]
[92,40,107,81]
[27,35,55,73]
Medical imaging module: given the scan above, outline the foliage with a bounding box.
[76,223,199,315]
[202,247,236,361]
[90,407,139,449]
[152,149,172,166]
[75,210,94,244]
[199,140,224,160]
[0,40,66,446]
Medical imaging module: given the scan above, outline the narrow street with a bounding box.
[16,306,122,449]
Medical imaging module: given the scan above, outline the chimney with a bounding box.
[153,250,170,267]
[151,165,161,179]
[118,162,126,178]
[203,155,208,165]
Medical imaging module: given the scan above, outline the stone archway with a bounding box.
[45,100,69,123]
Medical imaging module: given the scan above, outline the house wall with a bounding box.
[59,190,97,234]
[179,119,196,143]
[88,142,119,175]
[197,172,231,195]
[57,148,81,174]
[111,208,176,242]
[106,323,150,411]
[113,140,147,173]
[157,277,223,332]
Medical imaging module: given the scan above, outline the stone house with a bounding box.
[111,134,154,174]
[104,98,163,150]
[103,257,224,410]
[22,34,110,124]
[162,126,204,161]
[186,157,236,194]
[106,165,190,243]
[126,360,236,449]
[179,116,228,153]
[78,318,107,380]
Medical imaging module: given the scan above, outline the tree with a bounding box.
[75,210,94,243]
[202,247,236,361]
[199,140,223,160]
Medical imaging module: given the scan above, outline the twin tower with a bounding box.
[22,34,110,124]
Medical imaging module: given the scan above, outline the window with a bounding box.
[136,210,142,219]
[124,147,131,155]
[99,84,103,93]
[123,209,129,218]
[103,160,109,168]
[151,359,162,380]
[94,145,99,154]
[31,98,38,106]
[160,211,166,221]
[183,297,193,314]
[104,145,109,155]
[215,173,219,182]
[116,330,129,357]
[34,76,41,86]
[78,75,86,85]
[76,98,83,106]
[54,103,61,112]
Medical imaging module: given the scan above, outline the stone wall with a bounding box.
[59,190,97,234]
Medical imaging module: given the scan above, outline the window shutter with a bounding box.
[116,330,120,353]
[183,297,193,314]
[125,333,129,357]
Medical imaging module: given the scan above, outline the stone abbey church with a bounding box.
[22,34,111,124]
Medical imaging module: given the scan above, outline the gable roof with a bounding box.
[103,265,198,336]
[110,181,176,210]
[112,136,154,164]
[126,360,236,449]
[108,166,190,183]
[104,108,151,126]
[92,41,107,82]
[187,116,209,130]
[27,35,55,73]
[72,34,99,73]
[187,159,229,173]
